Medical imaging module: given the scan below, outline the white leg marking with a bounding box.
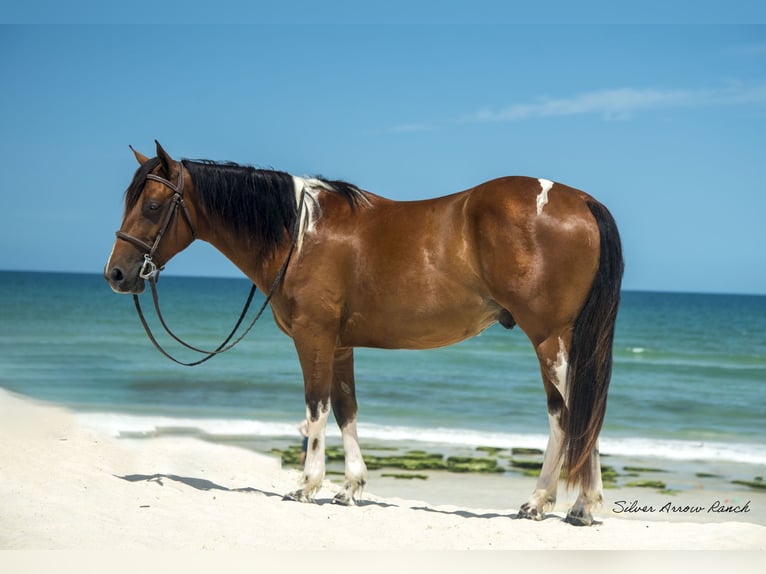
[521,412,565,518]
[339,417,367,503]
[538,412,565,489]
[535,414,565,495]
[536,178,554,215]
[301,401,331,499]
[550,337,569,405]
[567,441,604,525]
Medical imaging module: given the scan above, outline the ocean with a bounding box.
[1,270,765,474]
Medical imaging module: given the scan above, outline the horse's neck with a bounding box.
[201,227,291,292]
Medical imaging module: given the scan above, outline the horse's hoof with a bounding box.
[283,490,313,503]
[332,492,356,506]
[564,510,593,527]
[516,503,543,521]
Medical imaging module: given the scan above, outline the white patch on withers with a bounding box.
[536,178,554,215]
[291,176,369,255]
[291,176,323,255]
[550,337,570,406]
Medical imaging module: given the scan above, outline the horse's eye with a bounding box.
[146,201,161,212]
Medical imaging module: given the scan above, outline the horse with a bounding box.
[104,141,623,526]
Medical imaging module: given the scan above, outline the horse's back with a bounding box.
[465,175,595,219]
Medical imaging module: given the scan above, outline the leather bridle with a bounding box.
[115,161,195,280]
[113,162,305,366]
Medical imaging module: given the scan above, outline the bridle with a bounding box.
[115,162,195,281]
[114,161,304,366]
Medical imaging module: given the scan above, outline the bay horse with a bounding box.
[105,141,623,526]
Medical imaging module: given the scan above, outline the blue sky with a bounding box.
[1,19,765,294]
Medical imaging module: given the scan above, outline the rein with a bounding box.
[117,161,304,366]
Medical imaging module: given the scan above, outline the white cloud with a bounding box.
[465,83,766,123]
[384,122,434,133]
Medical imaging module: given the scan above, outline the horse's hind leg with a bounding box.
[564,442,603,526]
[517,332,604,525]
[330,348,368,506]
[517,334,569,520]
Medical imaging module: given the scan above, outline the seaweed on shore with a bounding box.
[623,466,667,473]
[521,468,542,477]
[476,446,505,455]
[325,446,345,462]
[273,443,650,479]
[508,458,543,470]
[381,473,429,480]
[363,453,447,471]
[271,445,511,474]
[732,477,766,490]
[600,465,620,488]
[626,479,667,489]
[446,456,503,473]
[511,447,543,456]
[271,445,303,466]
[403,450,445,460]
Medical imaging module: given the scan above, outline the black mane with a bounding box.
[184,160,298,257]
[124,157,367,258]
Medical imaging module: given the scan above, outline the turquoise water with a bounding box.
[1,271,764,466]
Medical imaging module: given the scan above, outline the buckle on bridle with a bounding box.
[139,254,160,280]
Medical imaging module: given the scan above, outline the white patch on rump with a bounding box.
[536,178,554,215]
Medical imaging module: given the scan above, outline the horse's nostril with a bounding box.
[110,267,124,282]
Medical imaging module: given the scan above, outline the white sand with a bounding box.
[1,388,764,551]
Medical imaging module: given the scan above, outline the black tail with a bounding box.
[564,199,624,489]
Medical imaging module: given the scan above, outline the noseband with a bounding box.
[115,162,196,280]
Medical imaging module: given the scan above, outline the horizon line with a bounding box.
[2,268,764,298]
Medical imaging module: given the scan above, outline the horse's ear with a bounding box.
[129,145,149,165]
[155,140,176,174]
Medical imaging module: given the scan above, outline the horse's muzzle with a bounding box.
[104,263,146,294]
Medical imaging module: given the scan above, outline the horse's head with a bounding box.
[104,141,198,294]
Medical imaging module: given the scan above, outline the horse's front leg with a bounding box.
[284,328,336,503]
[330,348,368,506]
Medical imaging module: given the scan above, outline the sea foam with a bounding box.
[77,412,766,466]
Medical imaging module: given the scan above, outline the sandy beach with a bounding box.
[1,388,764,553]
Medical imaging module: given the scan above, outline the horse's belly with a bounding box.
[339,299,499,350]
